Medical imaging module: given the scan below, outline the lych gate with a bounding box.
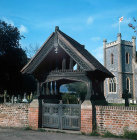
[21,26,113,131]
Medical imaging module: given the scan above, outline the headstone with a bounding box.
[11,95,14,103]
[122,90,131,107]
[22,93,28,103]
[18,95,21,103]
[4,90,7,103]
[14,97,17,103]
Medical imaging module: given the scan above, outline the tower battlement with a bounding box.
[103,33,137,104]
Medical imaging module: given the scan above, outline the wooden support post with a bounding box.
[77,64,80,70]
[48,82,51,95]
[55,81,57,94]
[69,57,73,70]
[42,84,45,95]
[46,83,49,95]
[52,81,55,95]
[56,82,60,97]
[62,58,66,70]
[85,81,92,100]
[36,82,40,98]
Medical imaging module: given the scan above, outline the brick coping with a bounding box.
[95,105,137,110]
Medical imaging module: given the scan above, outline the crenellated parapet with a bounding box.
[121,40,132,46]
[106,41,118,48]
[105,40,133,48]
[103,33,137,104]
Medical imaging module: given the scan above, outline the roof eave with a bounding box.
[21,32,55,74]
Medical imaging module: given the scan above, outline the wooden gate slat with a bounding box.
[42,103,81,130]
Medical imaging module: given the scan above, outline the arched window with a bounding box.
[126,77,130,92]
[111,53,114,64]
[126,52,129,64]
[109,78,116,93]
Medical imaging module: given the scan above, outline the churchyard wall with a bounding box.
[0,102,137,136]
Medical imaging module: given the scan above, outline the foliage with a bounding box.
[90,131,100,136]
[66,82,87,101]
[24,43,39,58]
[0,20,22,55]
[128,17,137,34]
[0,20,36,97]
[102,130,137,139]
[61,93,78,104]
[123,130,137,139]
[108,103,137,107]
[102,131,120,138]
[24,126,32,130]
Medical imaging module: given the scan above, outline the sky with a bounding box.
[0,0,137,64]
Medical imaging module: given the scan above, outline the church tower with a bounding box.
[104,33,137,103]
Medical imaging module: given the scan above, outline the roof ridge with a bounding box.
[21,32,54,73]
[58,30,84,48]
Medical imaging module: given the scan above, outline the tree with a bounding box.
[0,20,36,98]
[24,43,39,58]
[0,20,22,54]
[66,82,87,102]
[128,17,137,34]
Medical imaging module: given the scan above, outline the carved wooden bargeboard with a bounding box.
[21,26,113,130]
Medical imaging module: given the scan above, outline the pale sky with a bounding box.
[0,0,137,63]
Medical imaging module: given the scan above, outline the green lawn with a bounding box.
[108,103,137,107]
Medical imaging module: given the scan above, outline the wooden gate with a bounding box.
[42,103,81,130]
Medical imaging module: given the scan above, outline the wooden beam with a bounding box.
[62,57,66,70]
[85,81,92,100]
[69,57,73,70]
[37,81,40,98]
[77,64,80,70]
[52,81,55,95]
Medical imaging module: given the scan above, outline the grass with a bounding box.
[81,130,137,139]
[102,130,137,139]
[90,131,100,136]
[123,130,137,139]
[108,103,137,107]
[102,131,121,138]
[38,128,46,132]
[24,126,32,130]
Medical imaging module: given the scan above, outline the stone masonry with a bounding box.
[104,33,137,103]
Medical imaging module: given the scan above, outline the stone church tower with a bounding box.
[104,33,137,103]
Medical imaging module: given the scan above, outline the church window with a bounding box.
[126,77,130,92]
[111,53,114,64]
[109,78,116,93]
[126,52,129,64]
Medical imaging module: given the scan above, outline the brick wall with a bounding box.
[0,103,29,128]
[96,106,137,135]
[0,102,137,135]
[28,105,39,130]
[81,109,92,133]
